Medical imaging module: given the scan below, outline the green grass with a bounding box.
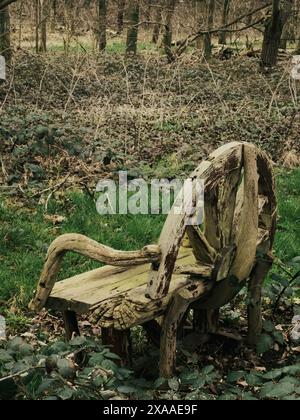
[274,169,300,262]
[0,192,165,310]
[0,169,299,315]
[44,40,156,55]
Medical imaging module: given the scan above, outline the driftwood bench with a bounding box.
[29,142,277,377]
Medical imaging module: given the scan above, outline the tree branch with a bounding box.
[0,0,17,11]
[175,2,272,57]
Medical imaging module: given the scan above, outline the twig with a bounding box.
[32,174,70,198]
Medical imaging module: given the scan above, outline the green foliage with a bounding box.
[0,335,137,400]
[2,332,299,401]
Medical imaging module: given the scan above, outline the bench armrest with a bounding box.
[29,233,161,312]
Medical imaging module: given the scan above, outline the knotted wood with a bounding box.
[29,233,161,312]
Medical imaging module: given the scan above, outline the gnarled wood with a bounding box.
[229,144,259,281]
[160,280,210,377]
[29,233,161,312]
[247,253,274,345]
[29,142,276,377]
[146,142,243,301]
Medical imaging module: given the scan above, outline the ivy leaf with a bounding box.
[273,331,285,345]
[105,352,121,361]
[168,377,180,391]
[245,373,262,386]
[117,385,137,394]
[261,381,296,399]
[57,359,75,380]
[69,336,87,347]
[202,365,215,375]
[256,334,274,355]
[154,377,166,389]
[0,349,14,363]
[227,371,245,383]
[58,386,75,400]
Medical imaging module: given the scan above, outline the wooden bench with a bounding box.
[29,142,277,377]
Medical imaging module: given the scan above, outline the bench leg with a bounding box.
[102,328,129,366]
[63,310,80,340]
[159,295,189,378]
[247,255,273,345]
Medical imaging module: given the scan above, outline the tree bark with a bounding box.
[117,0,125,33]
[0,0,17,11]
[152,0,162,44]
[203,0,215,58]
[99,0,107,51]
[280,15,292,49]
[163,0,176,62]
[247,254,274,346]
[0,5,10,61]
[218,0,230,45]
[40,0,47,52]
[126,0,139,55]
[260,0,292,69]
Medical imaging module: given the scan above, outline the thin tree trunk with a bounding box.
[280,19,291,49]
[117,0,125,33]
[126,0,139,55]
[40,0,47,52]
[163,0,176,62]
[50,0,57,31]
[35,0,40,53]
[152,0,162,44]
[260,0,292,69]
[295,13,300,54]
[99,0,107,51]
[218,0,230,45]
[144,0,151,28]
[203,0,215,58]
[194,0,205,50]
[0,5,10,61]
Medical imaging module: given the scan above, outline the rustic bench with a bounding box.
[29,142,277,377]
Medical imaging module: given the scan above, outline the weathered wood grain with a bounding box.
[29,233,161,311]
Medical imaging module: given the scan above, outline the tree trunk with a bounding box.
[203,0,215,58]
[117,0,125,33]
[280,18,291,49]
[40,0,47,52]
[50,0,57,31]
[193,0,206,50]
[295,19,300,54]
[218,0,230,45]
[126,0,139,55]
[152,0,162,44]
[144,0,151,28]
[99,0,107,51]
[163,0,176,62]
[0,5,10,61]
[35,0,40,53]
[260,0,292,69]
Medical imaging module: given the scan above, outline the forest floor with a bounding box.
[0,47,300,399]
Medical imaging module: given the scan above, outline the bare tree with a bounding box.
[117,0,125,33]
[163,0,176,62]
[0,0,17,10]
[152,0,162,44]
[218,0,230,45]
[0,4,10,60]
[126,0,139,54]
[99,0,107,51]
[40,0,48,52]
[203,0,215,58]
[260,0,293,69]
